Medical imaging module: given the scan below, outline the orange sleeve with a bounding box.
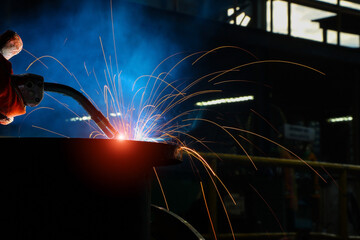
[0,54,26,119]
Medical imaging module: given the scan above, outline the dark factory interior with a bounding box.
[0,0,359,239]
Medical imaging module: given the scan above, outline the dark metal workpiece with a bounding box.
[44,82,118,138]
[1,138,181,240]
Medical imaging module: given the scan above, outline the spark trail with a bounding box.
[26,43,327,239]
[23,2,328,238]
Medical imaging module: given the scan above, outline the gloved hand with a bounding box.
[0,30,26,125]
[11,73,44,107]
[0,30,23,60]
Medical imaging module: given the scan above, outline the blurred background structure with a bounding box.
[0,0,359,239]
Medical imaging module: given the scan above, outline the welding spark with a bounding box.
[25,43,325,240]
[23,3,327,238]
[116,133,125,141]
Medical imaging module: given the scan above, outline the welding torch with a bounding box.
[12,73,119,139]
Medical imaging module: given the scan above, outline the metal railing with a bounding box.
[200,153,360,240]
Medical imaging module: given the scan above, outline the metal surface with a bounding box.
[1,138,180,240]
[198,152,360,172]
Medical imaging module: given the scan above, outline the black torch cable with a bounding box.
[44,82,118,138]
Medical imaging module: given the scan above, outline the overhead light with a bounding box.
[69,116,91,122]
[227,7,251,26]
[195,95,254,107]
[241,16,251,27]
[236,12,245,25]
[227,7,241,17]
[327,116,353,123]
[110,112,122,117]
[227,8,235,17]
[67,112,121,122]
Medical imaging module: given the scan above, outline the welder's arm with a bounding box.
[0,56,26,125]
[0,30,24,124]
[0,71,44,125]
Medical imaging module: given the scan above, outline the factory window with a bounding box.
[339,32,360,47]
[291,3,335,42]
[266,0,335,38]
[323,30,359,48]
[340,0,360,10]
[326,30,338,44]
[317,0,360,10]
[267,0,360,48]
[266,0,289,34]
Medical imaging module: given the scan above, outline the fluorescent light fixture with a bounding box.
[68,112,121,122]
[327,116,353,123]
[196,95,254,107]
[110,112,122,117]
[227,7,251,27]
[69,116,91,122]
